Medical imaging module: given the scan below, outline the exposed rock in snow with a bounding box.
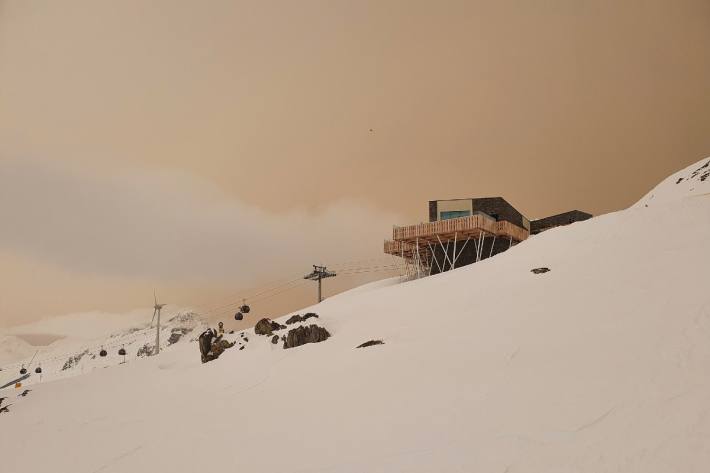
[167,328,192,346]
[136,344,154,358]
[283,324,331,349]
[207,339,234,361]
[61,350,89,371]
[356,340,384,348]
[254,318,286,336]
[285,313,319,325]
[635,157,710,207]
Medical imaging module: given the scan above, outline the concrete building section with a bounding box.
[429,197,530,230]
[530,210,593,234]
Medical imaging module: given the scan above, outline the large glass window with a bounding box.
[440,210,471,220]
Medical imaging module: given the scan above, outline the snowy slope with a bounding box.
[0,310,205,388]
[1,159,709,473]
[635,157,710,208]
[0,335,34,366]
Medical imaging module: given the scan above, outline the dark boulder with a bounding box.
[271,335,279,344]
[531,267,550,274]
[199,329,235,363]
[62,350,89,370]
[356,340,384,348]
[136,344,154,357]
[209,339,235,359]
[286,313,320,325]
[283,324,331,349]
[285,314,302,325]
[254,318,286,336]
[198,329,214,361]
[167,327,191,346]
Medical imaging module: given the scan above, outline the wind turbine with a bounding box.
[151,290,166,355]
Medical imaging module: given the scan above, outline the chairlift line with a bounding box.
[0,259,403,373]
[203,261,399,318]
[195,257,402,318]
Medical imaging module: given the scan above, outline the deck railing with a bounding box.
[392,215,528,242]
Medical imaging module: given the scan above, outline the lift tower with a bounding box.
[304,265,336,303]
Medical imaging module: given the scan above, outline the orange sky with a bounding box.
[1,0,709,327]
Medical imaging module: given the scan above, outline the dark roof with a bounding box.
[530,210,592,234]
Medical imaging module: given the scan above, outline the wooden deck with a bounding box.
[387,214,528,247]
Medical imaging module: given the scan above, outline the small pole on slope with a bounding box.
[304,265,337,303]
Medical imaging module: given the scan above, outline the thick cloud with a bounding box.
[0,158,399,286]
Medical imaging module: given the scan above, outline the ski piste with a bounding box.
[0,373,30,390]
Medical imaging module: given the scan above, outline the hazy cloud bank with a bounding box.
[0,158,400,287]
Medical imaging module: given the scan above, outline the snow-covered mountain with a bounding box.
[1,158,709,473]
[0,310,205,387]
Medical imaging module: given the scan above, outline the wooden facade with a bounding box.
[388,214,529,246]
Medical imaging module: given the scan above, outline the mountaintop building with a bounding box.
[385,197,591,278]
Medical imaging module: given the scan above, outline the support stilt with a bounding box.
[476,233,485,262]
[436,235,454,271]
[488,235,497,258]
[452,236,471,268]
[428,242,443,273]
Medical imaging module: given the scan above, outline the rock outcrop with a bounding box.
[167,327,192,345]
[285,312,319,325]
[356,340,384,348]
[255,318,286,336]
[136,343,154,357]
[199,329,235,363]
[62,349,89,370]
[283,324,330,349]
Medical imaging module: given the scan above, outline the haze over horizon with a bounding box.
[1,0,709,327]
